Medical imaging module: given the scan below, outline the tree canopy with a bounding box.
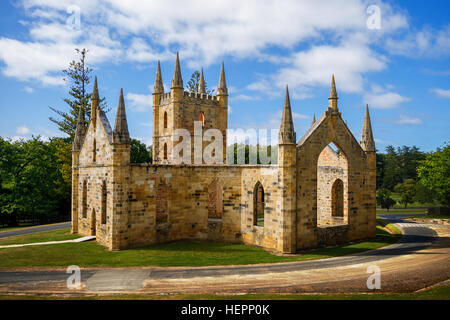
[49,48,108,140]
[417,142,450,206]
[376,145,425,190]
[186,71,214,94]
[0,137,71,226]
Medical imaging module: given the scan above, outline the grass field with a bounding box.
[0,225,400,268]
[0,285,448,300]
[0,228,80,245]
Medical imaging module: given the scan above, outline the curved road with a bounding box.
[0,215,448,295]
[0,222,71,239]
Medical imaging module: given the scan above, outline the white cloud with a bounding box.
[23,86,34,93]
[386,25,450,58]
[0,36,120,85]
[126,92,153,112]
[248,42,387,99]
[16,126,30,135]
[126,38,171,63]
[292,112,309,120]
[430,88,450,99]
[132,136,153,146]
[364,84,410,109]
[11,135,26,142]
[230,94,260,102]
[38,135,50,142]
[0,0,408,87]
[394,115,423,125]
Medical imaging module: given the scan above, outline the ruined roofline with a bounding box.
[99,108,113,144]
[296,110,366,155]
[75,77,114,152]
[297,111,327,147]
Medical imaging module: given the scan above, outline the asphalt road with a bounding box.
[0,222,71,239]
[0,214,448,294]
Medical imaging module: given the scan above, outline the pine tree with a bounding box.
[49,48,108,140]
[186,71,200,93]
[186,70,214,94]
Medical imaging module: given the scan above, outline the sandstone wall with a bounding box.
[317,145,348,226]
[296,110,375,249]
[103,164,281,252]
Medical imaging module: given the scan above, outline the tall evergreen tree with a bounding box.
[49,48,108,140]
[186,70,214,94]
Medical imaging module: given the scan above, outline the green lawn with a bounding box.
[0,225,400,268]
[0,285,448,300]
[0,228,80,246]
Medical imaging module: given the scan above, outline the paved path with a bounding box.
[0,216,448,295]
[0,222,71,239]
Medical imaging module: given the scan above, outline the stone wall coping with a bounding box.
[317,224,349,229]
[130,163,277,169]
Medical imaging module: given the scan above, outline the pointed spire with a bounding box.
[329,74,337,99]
[199,68,206,94]
[92,76,99,101]
[328,74,338,110]
[361,104,375,152]
[311,113,316,126]
[217,62,228,96]
[279,85,296,144]
[171,52,183,89]
[113,88,130,144]
[153,60,164,94]
[73,107,86,151]
[90,76,99,127]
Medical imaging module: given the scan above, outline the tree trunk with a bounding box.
[8,212,18,227]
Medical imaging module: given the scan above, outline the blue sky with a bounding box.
[0,0,449,152]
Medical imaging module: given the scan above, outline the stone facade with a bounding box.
[71,58,376,254]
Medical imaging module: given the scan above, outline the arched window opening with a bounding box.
[163,111,168,129]
[332,179,344,218]
[199,112,205,127]
[208,180,223,219]
[317,142,348,226]
[91,208,96,236]
[82,180,87,218]
[163,143,168,160]
[93,139,97,162]
[253,182,265,226]
[101,181,107,224]
[156,183,168,224]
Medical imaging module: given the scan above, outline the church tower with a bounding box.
[152,54,228,164]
